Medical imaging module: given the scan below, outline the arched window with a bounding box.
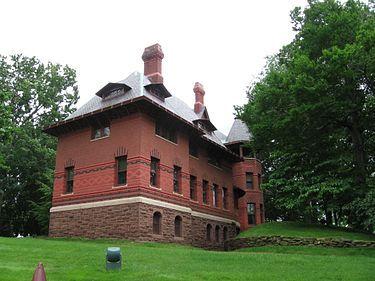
[174,216,182,237]
[206,224,212,241]
[215,225,220,242]
[223,227,228,241]
[153,212,162,234]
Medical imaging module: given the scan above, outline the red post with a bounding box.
[31,262,47,281]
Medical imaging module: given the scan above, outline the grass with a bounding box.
[1,236,375,281]
[237,221,375,240]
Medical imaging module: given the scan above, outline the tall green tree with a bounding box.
[239,0,375,230]
[0,54,78,236]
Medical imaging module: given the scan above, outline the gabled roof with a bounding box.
[225,118,252,144]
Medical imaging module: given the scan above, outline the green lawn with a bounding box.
[238,221,375,240]
[1,237,374,281]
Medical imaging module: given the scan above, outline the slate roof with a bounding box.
[65,71,227,147]
[225,118,252,144]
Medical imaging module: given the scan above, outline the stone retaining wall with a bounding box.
[224,235,375,251]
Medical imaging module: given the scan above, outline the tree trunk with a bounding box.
[348,112,367,194]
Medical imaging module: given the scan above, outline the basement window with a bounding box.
[174,216,182,237]
[153,212,162,235]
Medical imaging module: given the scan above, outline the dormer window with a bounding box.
[91,122,110,140]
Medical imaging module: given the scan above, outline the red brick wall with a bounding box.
[232,159,264,230]
[51,111,263,245]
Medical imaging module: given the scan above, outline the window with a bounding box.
[173,166,181,193]
[174,216,182,237]
[222,187,228,209]
[260,204,264,223]
[233,188,239,209]
[91,123,110,139]
[258,174,262,188]
[155,122,177,143]
[247,203,256,225]
[189,140,198,157]
[215,225,220,242]
[206,224,212,241]
[116,156,127,185]
[202,180,209,204]
[153,212,162,234]
[190,175,197,200]
[246,172,253,189]
[150,157,159,187]
[223,227,228,241]
[208,151,221,168]
[65,167,74,193]
[212,184,218,207]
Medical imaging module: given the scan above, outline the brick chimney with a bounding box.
[142,43,164,84]
[194,82,205,114]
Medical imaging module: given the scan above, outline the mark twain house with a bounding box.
[44,44,264,248]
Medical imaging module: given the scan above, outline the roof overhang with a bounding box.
[43,95,240,161]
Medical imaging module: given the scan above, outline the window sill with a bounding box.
[90,135,110,142]
[208,163,222,170]
[155,134,178,145]
[61,192,74,196]
[173,192,183,196]
[112,184,127,189]
[189,199,198,203]
[149,185,161,190]
[174,236,184,241]
[189,155,199,160]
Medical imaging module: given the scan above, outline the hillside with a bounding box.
[238,221,375,241]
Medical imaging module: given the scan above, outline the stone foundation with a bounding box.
[49,199,237,249]
[224,236,375,251]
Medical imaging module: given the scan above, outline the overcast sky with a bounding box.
[2,0,308,135]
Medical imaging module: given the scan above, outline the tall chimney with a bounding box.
[193,82,205,114]
[142,43,164,84]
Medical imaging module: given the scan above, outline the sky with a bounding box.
[1,0,308,135]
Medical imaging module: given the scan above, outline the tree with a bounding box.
[239,0,375,231]
[0,54,78,236]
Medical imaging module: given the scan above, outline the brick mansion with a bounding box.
[44,44,264,248]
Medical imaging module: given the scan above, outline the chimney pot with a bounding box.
[142,44,164,84]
